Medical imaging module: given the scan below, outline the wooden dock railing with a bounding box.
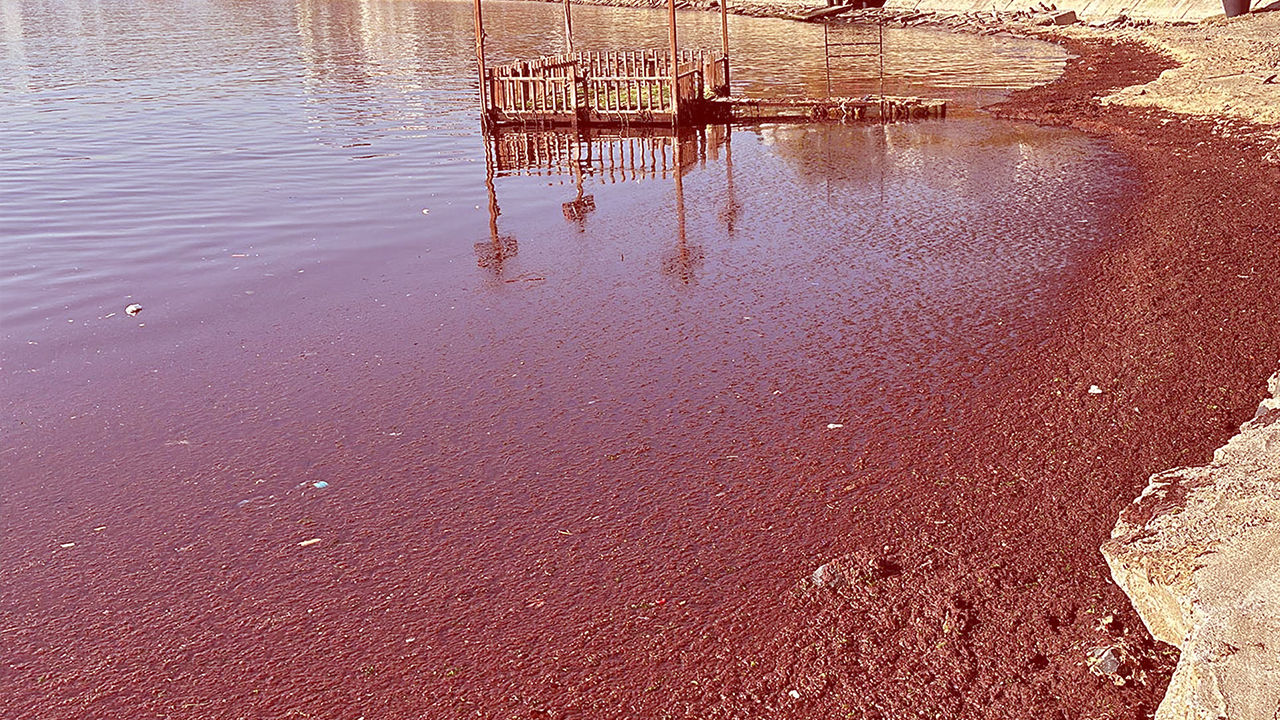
[486,49,728,125]
[490,53,580,122]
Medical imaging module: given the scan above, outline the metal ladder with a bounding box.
[823,14,885,114]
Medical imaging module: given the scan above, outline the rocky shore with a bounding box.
[1104,372,1280,719]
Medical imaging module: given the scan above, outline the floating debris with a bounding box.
[297,538,322,547]
[125,303,143,316]
[1089,385,1103,395]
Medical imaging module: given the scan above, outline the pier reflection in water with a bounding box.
[478,124,741,283]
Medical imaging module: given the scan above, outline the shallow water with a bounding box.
[1,0,1129,716]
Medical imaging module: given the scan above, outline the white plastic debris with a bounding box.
[788,690,801,699]
[826,423,844,430]
[1088,385,1103,395]
[125,303,143,316]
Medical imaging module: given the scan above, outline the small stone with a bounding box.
[811,562,844,588]
[1087,646,1123,676]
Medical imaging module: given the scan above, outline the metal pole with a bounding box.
[473,0,489,128]
[824,21,831,98]
[667,0,679,126]
[878,18,885,122]
[563,0,574,55]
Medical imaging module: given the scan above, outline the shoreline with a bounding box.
[508,1,1280,714]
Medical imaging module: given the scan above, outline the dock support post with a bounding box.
[563,0,574,55]
[473,0,490,129]
[667,0,679,126]
[719,0,729,90]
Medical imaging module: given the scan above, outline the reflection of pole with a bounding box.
[563,0,574,55]
[876,122,886,206]
[667,0,679,126]
[573,139,584,203]
[673,137,690,283]
[568,135,588,232]
[724,126,738,234]
[484,135,502,257]
[475,133,516,274]
[473,0,489,128]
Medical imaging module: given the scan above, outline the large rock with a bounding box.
[1103,371,1280,720]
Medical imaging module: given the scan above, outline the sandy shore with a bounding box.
[1053,12,1280,129]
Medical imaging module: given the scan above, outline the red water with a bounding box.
[0,1,1113,717]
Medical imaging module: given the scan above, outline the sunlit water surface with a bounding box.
[1,1,1127,717]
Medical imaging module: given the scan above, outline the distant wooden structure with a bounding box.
[474,0,730,128]
[472,0,945,128]
[487,49,729,126]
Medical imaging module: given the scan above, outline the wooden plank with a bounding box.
[797,4,857,21]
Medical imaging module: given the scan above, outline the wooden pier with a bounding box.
[483,49,944,127]
[711,95,947,123]
[487,49,729,126]
[472,0,946,129]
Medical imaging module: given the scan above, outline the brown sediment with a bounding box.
[737,37,1280,718]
